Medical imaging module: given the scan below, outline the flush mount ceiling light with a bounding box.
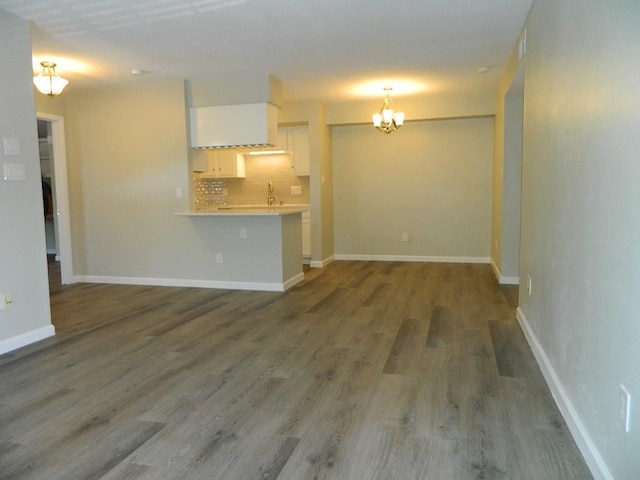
[33,61,69,96]
[372,87,404,134]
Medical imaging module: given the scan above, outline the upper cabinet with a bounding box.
[199,150,246,178]
[279,126,310,176]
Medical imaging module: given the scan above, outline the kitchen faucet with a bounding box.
[267,181,276,206]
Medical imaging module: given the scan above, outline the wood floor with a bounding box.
[0,260,592,479]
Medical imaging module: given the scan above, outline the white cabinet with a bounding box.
[276,129,289,151]
[302,210,311,259]
[279,126,310,176]
[200,150,245,178]
[190,103,277,148]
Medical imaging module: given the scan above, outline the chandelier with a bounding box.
[33,62,69,96]
[372,87,404,134]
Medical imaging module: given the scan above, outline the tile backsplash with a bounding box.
[194,153,310,208]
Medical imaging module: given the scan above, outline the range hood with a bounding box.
[189,102,277,149]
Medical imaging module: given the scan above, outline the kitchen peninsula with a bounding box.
[174,206,306,292]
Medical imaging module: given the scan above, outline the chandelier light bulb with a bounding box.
[382,107,394,124]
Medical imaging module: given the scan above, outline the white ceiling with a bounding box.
[0,0,532,102]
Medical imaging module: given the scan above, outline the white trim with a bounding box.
[74,274,300,292]
[334,254,490,264]
[500,275,519,285]
[310,254,335,269]
[283,272,305,290]
[516,308,613,480]
[490,258,520,285]
[37,112,75,285]
[0,325,55,355]
[491,258,501,280]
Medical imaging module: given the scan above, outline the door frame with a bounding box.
[37,112,74,284]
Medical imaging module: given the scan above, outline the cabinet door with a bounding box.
[216,151,246,178]
[277,129,289,151]
[192,149,209,173]
[289,127,310,176]
[198,155,218,177]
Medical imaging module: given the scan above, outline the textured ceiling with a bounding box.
[0,0,532,101]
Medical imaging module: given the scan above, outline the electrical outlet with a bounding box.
[216,252,223,263]
[240,227,247,239]
[620,384,632,433]
[402,233,409,242]
[526,275,532,295]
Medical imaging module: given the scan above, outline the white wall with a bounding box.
[0,9,54,353]
[333,117,493,260]
[188,73,281,107]
[500,91,523,279]
[516,0,640,478]
[65,81,190,278]
[492,36,525,285]
[53,81,297,289]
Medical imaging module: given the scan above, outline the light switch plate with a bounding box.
[0,292,12,309]
[291,186,302,195]
[2,137,21,155]
[3,163,26,181]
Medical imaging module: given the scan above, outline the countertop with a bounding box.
[175,204,309,217]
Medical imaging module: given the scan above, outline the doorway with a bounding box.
[496,64,524,287]
[37,113,74,285]
[38,120,57,258]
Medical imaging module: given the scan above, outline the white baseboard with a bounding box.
[310,254,335,269]
[490,258,520,285]
[516,308,613,480]
[0,325,56,355]
[334,254,490,264]
[500,275,519,285]
[283,272,305,291]
[75,274,300,292]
